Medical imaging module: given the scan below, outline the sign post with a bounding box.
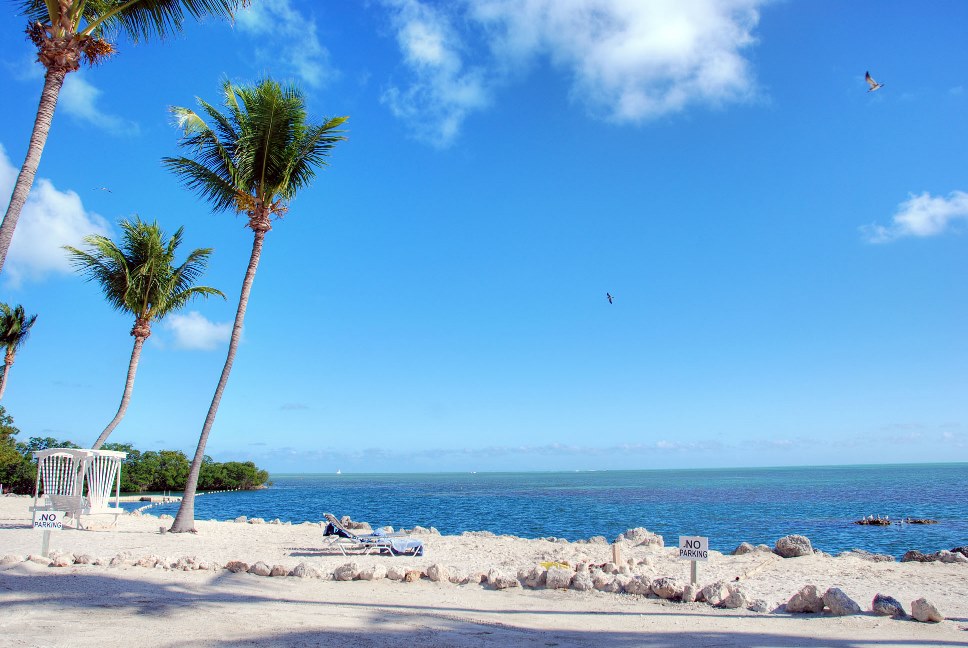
[678,535,709,586]
[32,510,65,557]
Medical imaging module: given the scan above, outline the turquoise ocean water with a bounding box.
[132,463,967,557]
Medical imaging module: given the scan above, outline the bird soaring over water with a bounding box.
[865,71,883,92]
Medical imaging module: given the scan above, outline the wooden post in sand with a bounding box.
[612,542,623,566]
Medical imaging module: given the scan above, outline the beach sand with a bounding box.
[1,496,966,647]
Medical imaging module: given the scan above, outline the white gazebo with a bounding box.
[31,448,127,530]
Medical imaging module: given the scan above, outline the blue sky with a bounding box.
[0,1,966,473]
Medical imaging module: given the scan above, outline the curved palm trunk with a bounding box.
[91,336,146,450]
[0,67,67,275]
[0,353,13,401]
[170,230,266,533]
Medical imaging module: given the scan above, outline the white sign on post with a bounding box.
[679,535,709,586]
[678,535,709,561]
[33,510,65,531]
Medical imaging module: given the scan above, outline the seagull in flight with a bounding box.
[606,292,613,304]
[94,187,112,193]
[865,71,884,92]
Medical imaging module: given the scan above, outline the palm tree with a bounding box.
[0,0,247,276]
[65,217,224,449]
[163,78,347,532]
[0,303,38,401]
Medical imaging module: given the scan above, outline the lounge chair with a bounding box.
[322,513,424,556]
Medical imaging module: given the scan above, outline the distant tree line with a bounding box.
[0,407,268,495]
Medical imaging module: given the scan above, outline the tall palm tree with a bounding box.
[163,78,347,532]
[0,0,247,276]
[65,217,224,449]
[0,303,38,401]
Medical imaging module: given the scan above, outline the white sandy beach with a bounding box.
[1,496,966,647]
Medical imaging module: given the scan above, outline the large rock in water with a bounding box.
[822,587,861,616]
[871,593,906,617]
[774,535,813,558]
[786,585,824,613]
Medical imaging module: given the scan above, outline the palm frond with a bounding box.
[16,0,246,42]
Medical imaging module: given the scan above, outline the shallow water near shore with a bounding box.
[130,462,967,557]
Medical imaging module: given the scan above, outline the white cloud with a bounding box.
[381,0,489,147]
[0,143,112,287]
[471,0,762,122]
[862,191,968,243]
[380,0,764,145]
[163,311,232,350]
[236,0,334,88]
[60,73,140,136]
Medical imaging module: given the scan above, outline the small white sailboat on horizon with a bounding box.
[336,469,342,475]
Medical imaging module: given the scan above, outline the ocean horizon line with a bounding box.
[266,460,968,478]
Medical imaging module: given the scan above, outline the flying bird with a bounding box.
[865,71,884,92]
[606,292,613,304]
[94,187,112,193]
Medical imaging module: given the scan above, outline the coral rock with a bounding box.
[700,581,732,607]
[911,598,943,623]
[404,569,423,583]
[359,564,387,581]
[871,593,906,617]
[427,564,449,583]
[786,585,824,613]
[774,535,813,558]
[570,571,594,592]
[334,562,360,581]
[269,564,289,577]
[486,569,519,590]
[225,560,249,573]
[823,587,861,616]
[651,577,685,600]
[733,542,756,555]
[545,567,573,590]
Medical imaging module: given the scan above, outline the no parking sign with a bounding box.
[33,510,66,531]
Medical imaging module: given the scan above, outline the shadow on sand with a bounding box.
[1,567,962,647]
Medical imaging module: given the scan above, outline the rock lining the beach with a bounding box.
[872,593,906,617]
[248,561,271,576]
[902,549,968,564]
[911,597,943,623]
[786,585,825,613]
[838,549,894,562]
[614,527,664,548]
[651,576,684,600]
[774,535,813,558]
[823,587,861,616]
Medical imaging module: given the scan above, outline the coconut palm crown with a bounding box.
[0,0,248,277]
[163,78,348,233]
[163,78,347,533]
[0,303,38,401]
[65,216,224,448]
